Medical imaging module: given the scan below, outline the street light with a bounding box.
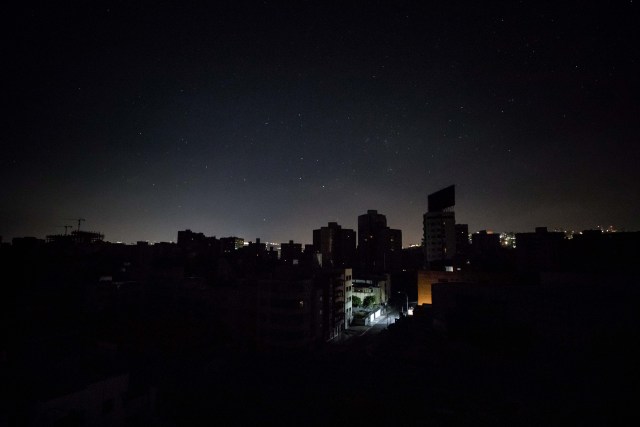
[396,291,408,316]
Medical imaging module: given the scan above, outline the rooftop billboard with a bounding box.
[428,185,455,212]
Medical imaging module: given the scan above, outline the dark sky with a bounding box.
[4,1,639,245]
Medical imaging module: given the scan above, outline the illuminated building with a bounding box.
[220,236,244,253]
[343,268,354,328]
[352,276,390,306]
[500,232,516,248]
[319,269,349,340]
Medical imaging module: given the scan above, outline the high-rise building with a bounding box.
[280,240,303,265]
[357,210,402,274]
[343,268,353,328]
[220,236,244,253]
[312,222,356,269]
[423,185,457,267]
[177,229,218,253]
[455,223,470,263]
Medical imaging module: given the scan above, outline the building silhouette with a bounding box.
[515,227,565,272]
[357,210,402,274]
[471,230,500,257]
[220,236,244,253]
[455,223,470,263]
[280,240,303,265]
[46,230,104,245]
[312,222,356,269]
[423,185,457,267]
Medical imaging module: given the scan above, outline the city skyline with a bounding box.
[8,209,629,247]
[4,2,639,244]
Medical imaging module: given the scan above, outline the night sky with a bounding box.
[4,1,639,245]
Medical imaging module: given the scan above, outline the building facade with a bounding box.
[358,210,402,274]
[424,185,457,267]
[312,222,356,269]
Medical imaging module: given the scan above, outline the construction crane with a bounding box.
[66,218,86,232]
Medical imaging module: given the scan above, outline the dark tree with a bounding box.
[363,296,376,308]
[352,295,362,308]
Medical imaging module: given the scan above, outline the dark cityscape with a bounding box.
[3,2,640,426]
